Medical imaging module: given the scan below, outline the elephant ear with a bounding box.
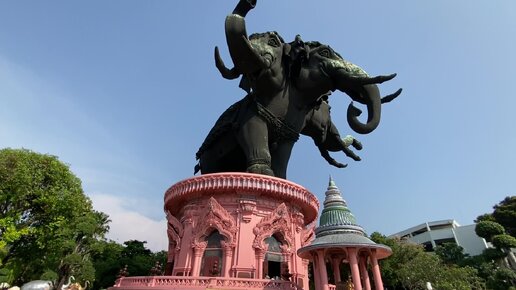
[239,75,252,93]
[283,43,292,58]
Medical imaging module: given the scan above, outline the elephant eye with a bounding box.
[319,48,331,58]
[268,38,280,47]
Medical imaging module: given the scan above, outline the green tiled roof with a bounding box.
[317,176,364,236]
[298,176,392,259]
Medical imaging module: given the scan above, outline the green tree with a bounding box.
[486,267,516,290]
[120,240,155,277]
[476,196,516,237]
[492,234,516,249]
[435,242,468,265]
[476,221,505,242]
[0,148,109,288]
[370,232,426,288]
[91,241,167,290]
[370,232,483,290]
[473,197,516,288]
[91,241,125,290]
[492,196,516,237]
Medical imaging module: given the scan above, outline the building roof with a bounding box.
[298,176,391,259]
[390,219,460,238]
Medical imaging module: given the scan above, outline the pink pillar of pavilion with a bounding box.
[359,255,372,290]
[316,250,329,290]
[347,248,362,290]
[371,249,385,290]
[298,177,392,290]
[313,253,322,290]
[332,257,341,283]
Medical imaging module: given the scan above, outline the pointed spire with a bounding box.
[328,175,336,188]
[318,178,365,237]
[298,177,393,262]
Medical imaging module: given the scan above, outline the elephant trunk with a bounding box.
[346,84,382,134]
[225,1,268,74]
[330,67,382,134]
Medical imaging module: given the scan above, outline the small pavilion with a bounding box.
[298,178,392,290]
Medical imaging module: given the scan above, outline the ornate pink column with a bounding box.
[347,247,362,290]
[359,255,371,290]
[222,241,234,277]
[280,244,293,280]
[302,259,310,290]
[312,253,321,290]
[316,250,329,290]
[191,242,207,276]
[332,257,341,283]
[370,250,384,290]
[255,248,265,279]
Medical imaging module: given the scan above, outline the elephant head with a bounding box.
[295,41,402,134]
[302,97,363,168]
[215,0,287,94]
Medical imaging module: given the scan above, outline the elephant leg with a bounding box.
[199,132,246,174]
[270,141,295,179]
[237,116,274,176]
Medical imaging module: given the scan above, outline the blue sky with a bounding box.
[1,1,515,252]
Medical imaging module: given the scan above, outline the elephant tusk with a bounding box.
[381,88,403,104]
[214,46,241,80]
[346,73,397,86]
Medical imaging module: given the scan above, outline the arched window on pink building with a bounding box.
[201,230,223,276]
[263,235,284,279]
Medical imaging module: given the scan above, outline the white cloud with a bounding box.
[89,193,168,252]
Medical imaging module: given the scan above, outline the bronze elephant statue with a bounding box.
[195,0,401,179]
[301,97,362,169]
[301,90,400,168]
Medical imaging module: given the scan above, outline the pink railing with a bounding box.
[114,276,300,290]
[328,284,336,290]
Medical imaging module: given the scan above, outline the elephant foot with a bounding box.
[246,159,274,176]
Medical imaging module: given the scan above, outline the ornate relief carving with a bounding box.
[252,203,293,251]
[292,211,305,232]
[165,173,319,224]
[192,197,237,246]
[192,241,208,256]
[181,204,197,224]
[239,199,256,223]
[300,223,316,247]
[167,211,183,252]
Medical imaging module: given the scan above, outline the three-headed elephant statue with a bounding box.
[195,0,401,179]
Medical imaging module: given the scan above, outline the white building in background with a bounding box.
[390,219,489,256]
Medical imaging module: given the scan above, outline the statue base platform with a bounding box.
[110,173,320,290]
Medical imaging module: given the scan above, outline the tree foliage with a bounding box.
[475,221,505,242]
[471,197,516,288]
[476,196,516,237]
[435,242,468,265]
[91,240,166,290]
[90,241,124,290]
[491,234,516,249]
[370,232,482,289]
[492,196,516,237]
[0,148,109,288]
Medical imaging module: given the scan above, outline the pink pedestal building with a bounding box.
[111,173,390,290]
[113,173,318,289]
